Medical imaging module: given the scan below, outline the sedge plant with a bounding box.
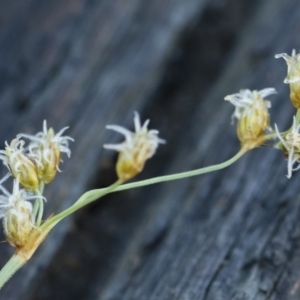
[0,49,299,290]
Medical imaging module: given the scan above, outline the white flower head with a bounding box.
[275,116,300,179]
[18,120,74,184]
[224,88,276,121]
[20,120,74,158]
[104,112,165,181]
[224,88,276,148]
[275,49,300,84]
[0,138,39,191]
[275,49,300,108]
[0,175,43,247]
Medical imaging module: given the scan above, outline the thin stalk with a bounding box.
[90,148,246,195]
[35,182,45,226]
[32,199,39,219]
[36,197,44,227]
[42,149,245,230]
[48,148,246,222]
[0,254,26,290]
[39,182,45,195]
[40,180,123,231]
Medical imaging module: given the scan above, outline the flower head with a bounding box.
[18,120,74,184]
[275,50,300,84]
[225,88,276,148]
[224,88,276,120]
[275,49,300,108]
[104,112,165,181]
[0,138,39,191]
[0,175,41,248]
[275,116,300,178]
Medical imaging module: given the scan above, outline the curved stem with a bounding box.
[42,147,246,232]
[0,254,26,290]
[93,148,246,194]
[42,148,245,232]
[40,180,123,231]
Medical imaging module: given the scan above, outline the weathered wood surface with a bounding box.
[0,0,300,299]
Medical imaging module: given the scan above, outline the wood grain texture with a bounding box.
[0,0,299,299]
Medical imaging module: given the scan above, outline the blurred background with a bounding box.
[0,0,300,299]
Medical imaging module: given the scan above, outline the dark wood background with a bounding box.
[0,0,300,299]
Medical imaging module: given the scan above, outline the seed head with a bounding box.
[0,139,39,192]
[225,88,276,148]
[0,175,40,248]
[18,120,74,184]
[275,50,300,108]
[104,112,165,181]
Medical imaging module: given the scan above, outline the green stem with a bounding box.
[36,197,44,227]
[41,148,245,231]
[34,182,45,226]
[40,180,123,231]
[41,148,245,232]
[32,199,39,219]
[0,254,26,290]
[71,148,246,208]
[88,148,246,196]
[39,182,45,195]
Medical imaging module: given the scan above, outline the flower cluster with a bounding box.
[274,49,300,178]
[0,175,41,248]
[0,121,73,248]
[224,49,300,178]
[104,112,165,181]
[0,139,39,192]
[224,88,276,148]
[0,120,73,191]
[0,113,164,251]
[18,121,73,184]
